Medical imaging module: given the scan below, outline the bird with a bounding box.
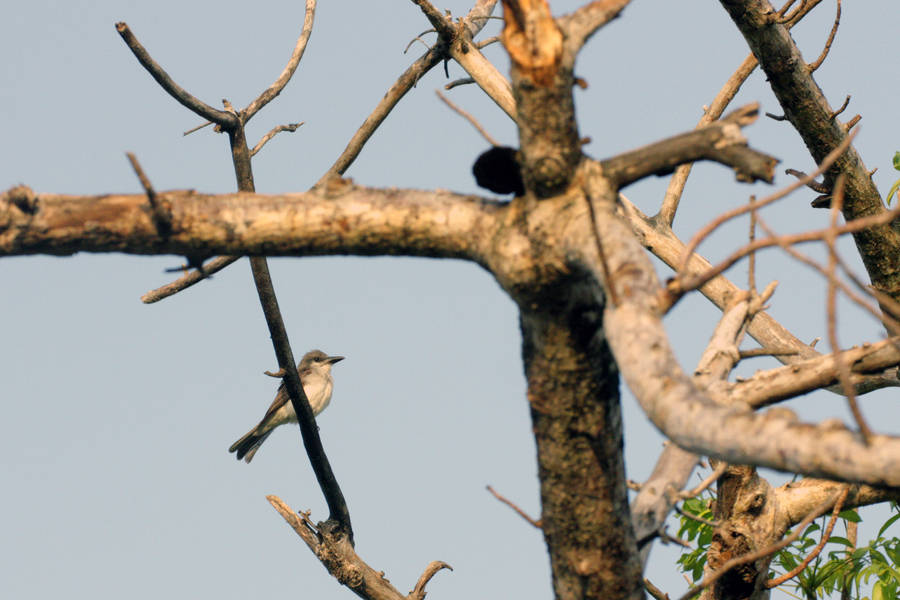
[229,349,344,463]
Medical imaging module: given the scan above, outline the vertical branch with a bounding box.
[824,177,873,442]
[117,8,354,538]
[500,0,581,197]
[228,117,354,540]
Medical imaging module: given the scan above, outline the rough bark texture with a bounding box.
[502,0,582,197]
[520,273,642,600]
[705,466,776,600]
[719,0,900,304]
[7,4,900,599]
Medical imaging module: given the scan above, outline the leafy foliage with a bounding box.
[676,496,900,599]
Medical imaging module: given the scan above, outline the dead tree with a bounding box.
[2,1,899,600]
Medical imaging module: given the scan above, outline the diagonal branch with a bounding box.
[718,0,900,304]
[619,195,900,394]
[318,0,501,185]
[115,22,238,127]
[252,257,353,538]
[582,189,900,487]
[557,0,632,55]
[317,45,445,184]
[657,0,824,226]
[267,495,444,600]
[242,0,316,122]
[412,0,515,119]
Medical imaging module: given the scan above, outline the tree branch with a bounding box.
[241,0,316,122]
[658,0,825,226]
[728,338,900,408]
[618,195,900,394]
[719,0,900,304]
[267,495,431,600]
[582,183,900,487]
[115,22,238,127]
[599,104,777,189]
[318,0,502,185]
[0,186,504,261]
[557,0,632,55]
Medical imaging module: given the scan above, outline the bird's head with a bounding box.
[300,349,344,373]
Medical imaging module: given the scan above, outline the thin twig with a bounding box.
[785,168,830,193]
[765,486,851,588]
[675,203,900,303]
[644,578,670,600]
[677,462,728,500]
[409,561,454,600]
[677,130,857,275]
[824,178,874,441]
[141,256,240,303]
[783,0,826,25]
[558,0,633,53]
[586,195,620,306]
[126,152,173,237]
[829,94,851,120]
[250,257,354,541]
[672,503,720,529]
[656,0,820,226]
[250,122,304,157]
[475,34,501,49]
[115,22,237,127]
[486,485,542,529]
[739,347,800,359]
[753,215,900,338]
[241,0,316,122]
[748,196,758,295]
[808,0,841,72]
[183,120,213,136]
[445,77,475,90]
[404,30,436,54]
[435,90,499,146]
[677,489,846,600]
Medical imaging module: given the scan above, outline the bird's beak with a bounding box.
[327,355,345,364]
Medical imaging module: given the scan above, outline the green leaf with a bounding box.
[893,151,900,171]
[870,548,890,566]
[840,509,862,523]
[878,512,900,538]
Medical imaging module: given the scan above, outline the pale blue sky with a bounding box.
[2,1,898,599]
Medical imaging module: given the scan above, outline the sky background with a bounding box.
[1,1,898,599]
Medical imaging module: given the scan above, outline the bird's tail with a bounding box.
[228,429,271,463]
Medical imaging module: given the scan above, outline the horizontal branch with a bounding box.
[727,338,900,408]
[599,104,777,189]
[0,185,503,261]
[776,478,900,529]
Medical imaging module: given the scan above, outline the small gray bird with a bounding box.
[229,349,344,463]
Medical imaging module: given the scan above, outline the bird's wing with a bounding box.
[260,383,289,421]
